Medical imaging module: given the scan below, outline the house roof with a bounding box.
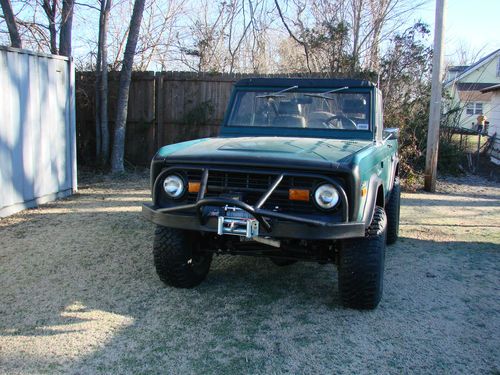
[234,78,376,88]
[481,83,500,93]
[444,48,500,86]
[448,65,469,72]
[457,82,499,91]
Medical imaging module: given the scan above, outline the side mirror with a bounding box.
[383,128,399,140]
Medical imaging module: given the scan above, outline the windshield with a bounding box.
[226,89,371,131]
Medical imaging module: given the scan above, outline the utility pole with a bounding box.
[424,0,446,192]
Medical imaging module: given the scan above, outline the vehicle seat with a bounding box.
[272,115,306,128]
[307,111,334,128]
[272,101,306,128]
[278,101,301,115]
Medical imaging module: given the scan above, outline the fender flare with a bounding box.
[362,174,384,229]
[387,155,400,193]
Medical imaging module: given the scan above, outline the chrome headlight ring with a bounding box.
[162,174,185,199]
[314,183,340,210]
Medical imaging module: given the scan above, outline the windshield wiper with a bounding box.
[256,85,299,99]
[304,86,349,100]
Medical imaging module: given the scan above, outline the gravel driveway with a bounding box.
[0,172,499,374]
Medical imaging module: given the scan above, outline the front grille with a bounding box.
[181,169,336,215]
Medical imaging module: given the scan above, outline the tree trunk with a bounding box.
[0,0,22,48]
[42,0,58,54]
[111,0,146,173]
[368,25,382,71]
[59,0,74,56]
[95,1,104,162]
[351,0,363,72]
[100,0,112,166]
[274,0,312,73]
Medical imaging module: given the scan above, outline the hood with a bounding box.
[156,137,372,169]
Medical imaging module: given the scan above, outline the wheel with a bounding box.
[153,226,212,288]
[385,177,401,245]
[270,257,297,266]
[338,206,387,309]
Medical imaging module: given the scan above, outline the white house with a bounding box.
[444,49,500,130]
[480,84,500,165]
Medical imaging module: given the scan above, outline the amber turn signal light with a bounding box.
[289,189,310,202]
[188,181,201,193]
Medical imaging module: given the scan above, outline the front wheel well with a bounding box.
[376,185,385,208]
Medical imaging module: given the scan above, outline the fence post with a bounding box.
[155,72,164,149]
[476,132,481,173]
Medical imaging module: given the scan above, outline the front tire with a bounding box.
[338,206,387,309]
[153,226,212,288]
[385,177,401,245]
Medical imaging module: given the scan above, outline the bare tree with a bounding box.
[41,0,58,54]
[177,0,270,73]
[0,0,22,47]
[178,0,228,72]
[269,0,429,74]
[134,0,187,70]
[111,0,146,173]
[451,41,489,66]
[366,0,393,70]
[274,0,312,73]
[349,0,364,69]
[245,0,273,73]
[226,0,253,73]
[59,0,74,56]
[90,0,186,71]
[95,0,112,165]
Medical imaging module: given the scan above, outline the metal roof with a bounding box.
[448,65,469,72]
[456,82,499,91]
[480,83,500,93]
[234,77,376,88]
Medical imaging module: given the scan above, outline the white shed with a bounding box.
[0,46,77,218]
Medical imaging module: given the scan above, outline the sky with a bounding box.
[70,0,500,68]
[413,0,500,63]
[2,0,500,69]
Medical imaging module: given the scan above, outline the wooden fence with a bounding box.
[76,71,259,166]
[76,71,371,166]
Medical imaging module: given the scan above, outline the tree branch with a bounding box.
[273,0,311,73]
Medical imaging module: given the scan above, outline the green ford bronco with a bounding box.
[142,78,400,309]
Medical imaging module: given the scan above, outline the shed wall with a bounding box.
[0,47,77,218]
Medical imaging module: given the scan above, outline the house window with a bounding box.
[466,102,483,115]
[466,103,474,115]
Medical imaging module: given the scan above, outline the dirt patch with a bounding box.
[0,173,499,374]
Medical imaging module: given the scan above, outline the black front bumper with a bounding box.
[142,202,365,240]
[144,166,366,240]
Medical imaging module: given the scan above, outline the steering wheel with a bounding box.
[324,115,357,130]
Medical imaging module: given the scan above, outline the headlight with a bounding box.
[163,175,185,198]
[314,184,339,209]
